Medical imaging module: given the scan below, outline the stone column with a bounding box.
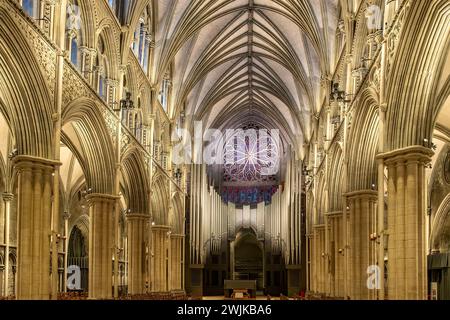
[324,215,330,295]
[312,225,326,294]
[143,33,151,72]
[41,0,55,37]
[306,234,311,292]
[87,194,117,300]
[80,48,97,84]
[152,226,169,292]
[319,227,326,294]
[346,190,377,300]
[336,214,345,298]
[13,156,59,300]
[380,146,433,300]
[310,228,317,292]
[105,79,119,109]
[153,141,161,162]
[79,46,90,76]
[170,236,175,291]
[170,235,183,291]
[127,214,148,295]
[63,212,70,293]
[2,193,13,297]
[328,213,344,297]
[0,194,4,245]
[0,265,3,297]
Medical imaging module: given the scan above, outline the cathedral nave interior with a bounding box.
[0,0,449,301]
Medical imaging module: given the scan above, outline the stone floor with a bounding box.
[202,296,282,300]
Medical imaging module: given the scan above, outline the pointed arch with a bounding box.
[316,171,327,225]
[121,147,150,214]
[386,0,450,150]
[171,191,184,235]
[96,19,120,78]
[151,173,169,226]
[348,88,380,191]
[62,97,115,194]
[75,0,97,48]
[430,193,450,251]
[0,5,53,158]
[327,142,344,212]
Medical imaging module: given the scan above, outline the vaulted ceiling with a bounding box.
[150,0,341,152]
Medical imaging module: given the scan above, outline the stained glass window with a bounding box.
[223,124,279,183]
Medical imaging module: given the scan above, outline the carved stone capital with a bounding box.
[377,145,434,166]
[119,64,128,74]
[126,213,150,221]
[63,211,71,220]
[2,193,14,202]
[105,78,119,88]
[345,54,353,64]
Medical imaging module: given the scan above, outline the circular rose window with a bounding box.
[223,125,280,182]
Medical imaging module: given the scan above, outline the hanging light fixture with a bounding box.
[113,92,134,111]
[330,81,351,103]
[174,168,182,180]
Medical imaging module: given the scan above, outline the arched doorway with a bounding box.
[234,229,263,290]
[68,224,89,292]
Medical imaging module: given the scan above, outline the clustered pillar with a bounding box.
[1,192,13,297]
[308,146,433,300]
[381,146,433,300]
[311,225,326,294]
[328,213,345,297]
[13,156,59,300]
[87,193,117,300]
[127,213,148,295]
[151,226,169,292]
[170,235,183,291]
[346,190,377,300]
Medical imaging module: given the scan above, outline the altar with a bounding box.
[224,280,257,299]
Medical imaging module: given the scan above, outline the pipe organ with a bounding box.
[188,155,305,296]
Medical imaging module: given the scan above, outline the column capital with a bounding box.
[320,75,331,88]
[324,211,343,217]
[12,155,61,172]
[88,47,98,54]
[63,211,71,220]
[2,193,14,202]
[313,224,325,230]
[152,225,171,231]
[346,12,355,22]
[377,145,434,165]
[119,64,128,74]
[345,54,353,64]
[86,193,119,205]
[78,46,91,54]
[126,213,150,221]
[95,65,105,75]
[105,78,119,88]
[345,190,378,200]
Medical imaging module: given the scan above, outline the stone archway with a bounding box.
[68,217,89,292]
[233,229,264,290]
